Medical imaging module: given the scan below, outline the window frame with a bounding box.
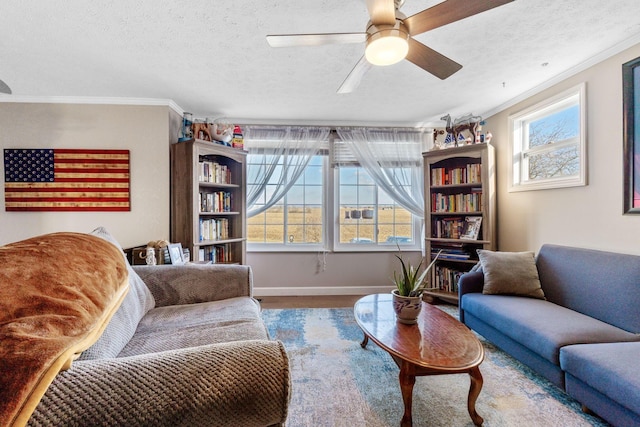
[246,141,423,253]
[508,83,587,192]
[246,152,328,252]
[332,165,422,252]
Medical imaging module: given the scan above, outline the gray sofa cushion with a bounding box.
[118,297,267,357]
[462,294,640,364]
[560,342,640,416]
[536,244,640,333]
[79,227,155,360]
[477,250,545,299]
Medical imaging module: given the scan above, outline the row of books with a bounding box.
[430,240,481,261]
[199,218,230,242]
[199,191,232,213]
[431,190,482,213]
[432,265,466,293]
[197,244,233,263]
[198,159,232,184]
[431,248,471,261]
[431,163,482,186]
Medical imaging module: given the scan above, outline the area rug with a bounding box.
[262,306,609,427]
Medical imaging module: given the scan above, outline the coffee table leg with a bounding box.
[468,366,484,426]
[360,334,369,348]
[399,363,415,427]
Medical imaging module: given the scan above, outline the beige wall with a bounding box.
[0,102,180,248]
[485,43,640,255]
[247,250,423,296]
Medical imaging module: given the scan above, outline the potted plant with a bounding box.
[392,249,441,324]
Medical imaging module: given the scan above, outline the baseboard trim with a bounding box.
[253,286,392,297]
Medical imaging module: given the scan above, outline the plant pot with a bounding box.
[391,289,422,325]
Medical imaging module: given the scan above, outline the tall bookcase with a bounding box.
[171,139,247,264]
[423,143,496,304]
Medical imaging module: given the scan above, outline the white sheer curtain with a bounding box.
[335,127,427,217]
[244,126,330,217]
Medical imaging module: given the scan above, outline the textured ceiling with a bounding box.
[1,0,640,126]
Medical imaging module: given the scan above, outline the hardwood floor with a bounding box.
[257,295,366,309]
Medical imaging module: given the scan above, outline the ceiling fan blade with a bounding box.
[405,0,514,36]
[366,0,396,25]
[405,38,462,80]
[337,56,372,94]
[267,33,366,48]
[0,79,11,94]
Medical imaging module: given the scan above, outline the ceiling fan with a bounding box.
[267,0,514,93]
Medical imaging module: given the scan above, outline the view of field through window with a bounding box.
[247,154,417,246]
[247,205,413,244]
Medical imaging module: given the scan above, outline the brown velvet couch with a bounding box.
[26,227,291,427]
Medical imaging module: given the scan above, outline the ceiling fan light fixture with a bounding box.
[365,24,409,66]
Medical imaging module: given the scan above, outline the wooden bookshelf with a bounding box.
[423,143,496,304]
[171,139,247,264]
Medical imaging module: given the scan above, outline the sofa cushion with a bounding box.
[79,227,155,360]
[117,297,267,357]
[477,250,545,299]
[461,294,640,364]
[560,342,640,416]
[536,244,640,333]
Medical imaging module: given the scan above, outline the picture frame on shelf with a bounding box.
[460,217,482,240]
[168,243,185,265]
[623,56,640,214]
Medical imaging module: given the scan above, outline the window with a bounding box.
[337,166,417,247]
[245,128,423,251]
[247,154,325,247]
[509,83,586,191]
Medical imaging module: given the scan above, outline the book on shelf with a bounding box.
[432,264,467,293]
[199,218,230,241]
[433,216,464,239]
[460,216,482,240]
[430,163,482,186]
[197,243,232,263]
[198,159,231,184]
[431,191,483,213]
[430,240,482,261]
[199,191,232,213]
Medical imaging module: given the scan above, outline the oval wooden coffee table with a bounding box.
[354,293,485,427]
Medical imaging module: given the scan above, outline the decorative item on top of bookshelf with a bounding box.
[432,114,493,150]
[177,113,244,150]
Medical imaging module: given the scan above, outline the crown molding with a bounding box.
[0,95,184,116]
[481,33,640,119]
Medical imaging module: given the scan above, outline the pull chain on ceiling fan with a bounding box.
[266,0,514,93]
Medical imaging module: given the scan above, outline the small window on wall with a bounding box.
[509,83,586,191]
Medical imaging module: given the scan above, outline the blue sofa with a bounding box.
[458,244,640,427]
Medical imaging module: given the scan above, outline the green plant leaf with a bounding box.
[392,249,442,297]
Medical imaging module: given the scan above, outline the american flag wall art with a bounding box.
[4,149,130,211]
